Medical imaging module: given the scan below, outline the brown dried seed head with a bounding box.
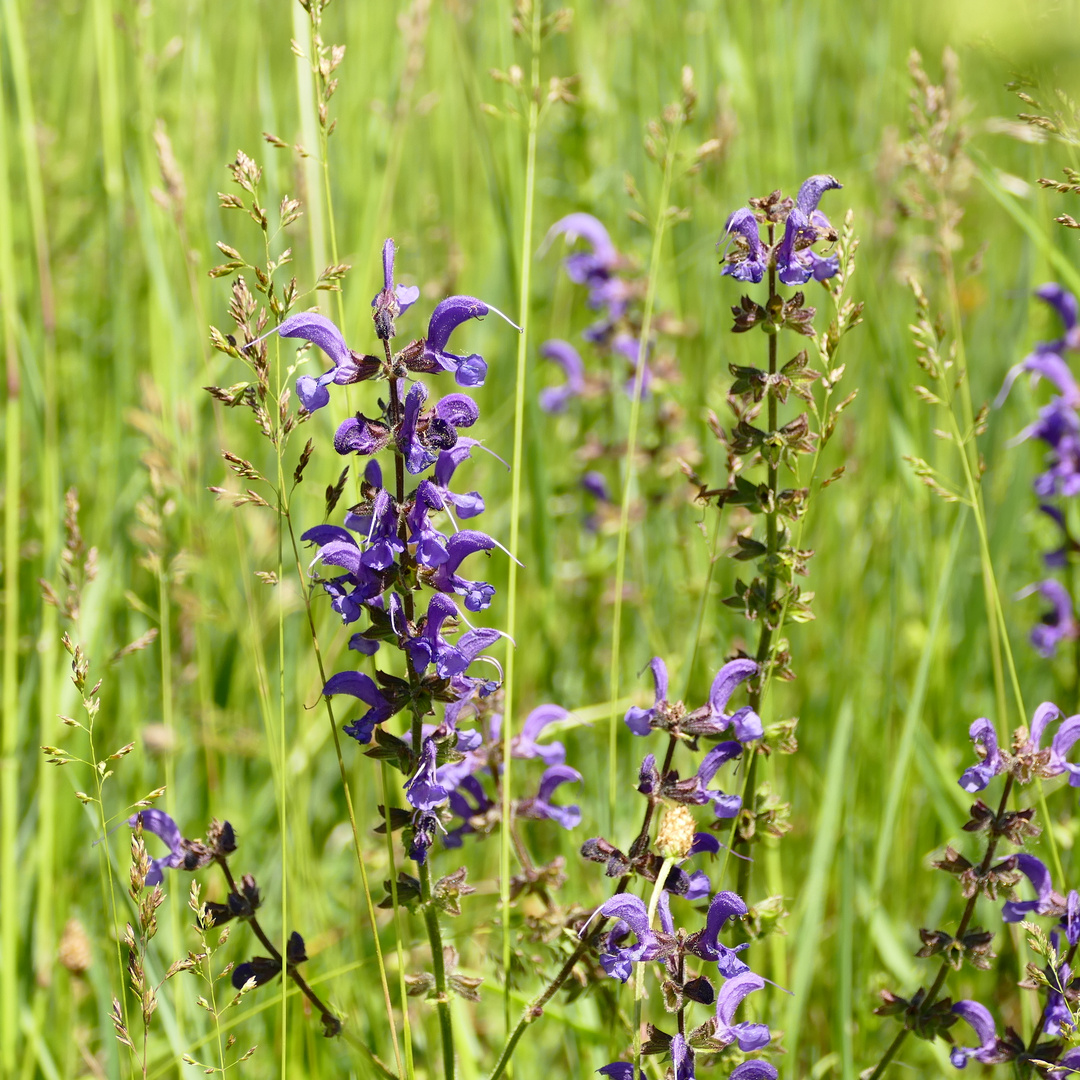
[58,918,92,974]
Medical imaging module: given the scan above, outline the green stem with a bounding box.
[0,27,20,1069]
[607,123,682,834]
[283,510,406,1077]
[500,0,542,1048]
[420,860,456,1080]
[634,858,674,1079]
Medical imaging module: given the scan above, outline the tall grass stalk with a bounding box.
[4,0,59,998]
[606,118,681,835]
[499,0,541,1049]
[0,31,20,1072]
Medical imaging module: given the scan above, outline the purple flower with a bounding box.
[949,1000,1008,1068]
[243,311,377,413]
[406,594,500,678]
[1027,579,1078,657]
[719,208,767,284]
[775,175,843,287]
[371,237,420,340]
[432,439,488,519]
[127,810,185,886]
[580,893,659,983]
[512,705,568,765]
[670,1034,695,1080]
[517,765,582,829]
[706,659,761,741]
[958,718,1006,793]
[1044,961,1074,1036]
[405,737,452,811]
[581,471,611,502]
[714,971,771,1051]
[444,776,494,849]
[543,213,626,314]
[1060,890,1080,946]
[638,753,659,796]
[691,742,743,819]
[729,1064,778,1080]
[409,810,439,865]
[407,481,450,568]
[998,284,1080,409]
[687,891,752,977]
[422,296,519,388]
[624,656,669,735]
[1000,853,1057,923]
[596,1066,640,1080]
[430,530,498,611]
[539,339,587,413]
[1050,1048,1080,1079]
[321,671,395,744]
[397,381,479,475]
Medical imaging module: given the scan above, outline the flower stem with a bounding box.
[733,236,778,903]
[419,858,456,1080]
[634,858,674,1078]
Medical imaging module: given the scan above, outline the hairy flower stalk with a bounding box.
[710,177,860,908]
[868,702,1080,1077]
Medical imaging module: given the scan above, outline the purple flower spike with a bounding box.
[689,891,751,977]
[423,295,520,388]
[729,1064,779,1080]
[127,810,185,886]
[431,530,498,611]
[539,339,587,413]
[518,765,582,829]
[708,658,761,741]
[1001,853,1056,922]
[719,208,766,284]
[322,671,395,744]
[714,971,771,1051]
[512,704,569,765]
[670,1034,695,1080]
[405,737,451,811]
[1030,580,1078,657]
[958,718,1006,793]
[625,656,668,736]
[581,893,658,982]
[950,1000,1005,1068]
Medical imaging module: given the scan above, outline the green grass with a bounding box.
[6,0,1080,1077]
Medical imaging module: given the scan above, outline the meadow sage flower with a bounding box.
[776,175,843,286]
[719,208,768,285]
[999,853,1060,922]
[539,339,587,413]
[958,718,1006,793]
[510,704,569,765]
[127,809,186,886]
[1028,579,1079,657]
[405,737,451,811]
[686,891,752,977]
[713,971,771,1051]
[580,893,659,982]
[371,237,420,341]
[949,1000,1010,1068]
[517,765,582,829]
[422,296,520,387]
[997,284,1080,409]
[321,671,395,744]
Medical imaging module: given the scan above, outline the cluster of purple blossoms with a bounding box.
[886,703,1080,1072]
[998,284,1080,657]
[718,175,842,288]
[264,239,587,866]
[588,891,776,1079]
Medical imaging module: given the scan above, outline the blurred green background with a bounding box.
[5,0,1080,1076]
